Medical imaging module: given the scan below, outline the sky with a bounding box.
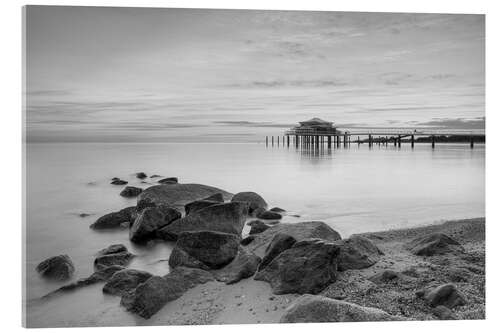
[24,6,485,142]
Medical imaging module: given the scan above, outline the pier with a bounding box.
[264,118,485,149]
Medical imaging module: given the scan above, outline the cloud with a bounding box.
[214,121,294,128]
[410,117,485,129]
[229,79,348,89]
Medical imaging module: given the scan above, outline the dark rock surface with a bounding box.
[136,172,147,179]
[406,233,465,256]
[269,207,286,212]
[94,246,134,271]
[90,206,136,229]
[157,202,247,240]
[231,191,267,214]
[213,247,261,284]
[184,199,220,215]
[244,221,342,258]
[432,305,458,320]
[169,231,240,269]
[280,295,402,323]
[150,174,162,178]
[129,205,181,243]
[36,255,75,281]
[121,267,214,319]
[255,238,340,294]
[240,235,255,246]
[416,283,466,308]
[368,270,403,284]
[256,210,282,220]
[335,235,384,271]
[158,177,178,184]
[103,269,153,296]
[258,233,297,272]
[97,244,128,256]
[249,222,271,235]
[111,179,128,185]
[120,186,143,198]
[202,193,224,202]
[137,183,231,210]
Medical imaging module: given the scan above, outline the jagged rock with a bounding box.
[244,221,342,258]
[258,233,297,271]
[270,207,286,212]
[336,235,384,271]
[136,172,147,179]
[121,267,214,319]
[120,186,143,198]
[129,205,181,242]
[280,295,402,323]
[231,191,267,214]
[416,283,466,308]
[240,235,256,246]
[255,239,340,294]
[257,210,282,220]
[137,183,231,210]
[406,233,465,256]
[158,177,178,184]
[36,255,75,281]
[97,244,128,256]
[103,269,153,296]
[202,193,224,202]
[169,231,240,269]
[184,199,220,215]
[157,202,247,240]
[111,179,128,185]
[213,247,261,284]
[368,270,403,284]
[250,222,270,235]
[94,246,134,271]
[90,206,136,229]
[432,305,458,320]
[247,219,263,226]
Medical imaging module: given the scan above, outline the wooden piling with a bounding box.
[411,135,414,148]
[431,135,435,148]
[398,135,401,148]
[266,136,268,146]
[287,135,290,147]
[470,136,474,149]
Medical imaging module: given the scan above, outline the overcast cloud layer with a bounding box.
[25,6,485,142]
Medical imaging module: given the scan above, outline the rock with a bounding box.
[121,267,214,319]
[257,210,282,220]
[184,199,220,215]
[120,186,143,198]
[250,222,270,235]
[136,172,147,179]
[270,207,286,212]
[158,177,178,184]
[150,174,162,178]
[137,183,231,210]
[231,191,267,214]
[432,305,458,320]
[247,219,264,227]
[213,247,261,284]
[36,255,75,281]
[240,235,256,246]
[90,206,136,229]
[244,221,342,258]
[416,283,466,308]
[368,270,402,284]
[157,202,247,240]
[202,193,224,202]
[103,269,153,296]
[280,295,402,323]
[255,239,340,294]
[169,231,240,269]
[406,233,465,256]
[335,235,384,271]
[258,233,297,271]
[97,244,128,256]
[94,247,134,271]
[129,205,181,243]
[78,213,91,218]
[111,179,128,185]
[111,177,120,181]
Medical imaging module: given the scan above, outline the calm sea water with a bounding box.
[24,142,485,327]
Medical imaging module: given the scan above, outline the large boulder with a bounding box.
[157,202,247,240]
[121,267,214,319]
[254,239,340,294]
[280,295,402,323]
[120,186,143,198]
[94,246,134,271]
[244,221,342,258]
[249,221,271,235]
[416,283,466,308]
[90,206,136,229]
[97,244,128,256]
[258,233,297,271]
[257,210,282,220]
[406,233,465,256]
[213,247,261,284]
[129,205,181,243]
[231,191,267,214]
[335,235,384,271]
[169,231,240,269]
[36,255,75,281]
[137,183,231,210]
[184,200,220,215]
[103,269,153,296]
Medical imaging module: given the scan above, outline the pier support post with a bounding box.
[271,136,274,146]
[393,137,397,146]
[431,135,435,149]
[470,136,474,149]
[277,136,280,146]
[295,135,299,147]
[398,135,401,148]
[368,134,373,147]
[411,135,414,148]
[266,136,268,146]
[344,133,347,147]
[327,136,332,148]
[358,136,360,145]
[287,135,290,147]
[315,135,319,147]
